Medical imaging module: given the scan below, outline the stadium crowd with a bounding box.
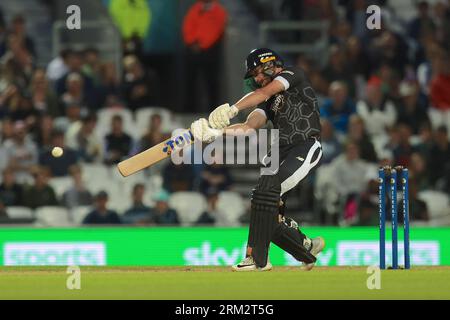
[0,0,449,226]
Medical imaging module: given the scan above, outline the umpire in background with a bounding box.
[182,0,227,113]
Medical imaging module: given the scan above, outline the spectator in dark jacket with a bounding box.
[23,166,58,209]
[61,165,93,209]
[39,130,78,177]
[199,161,232,195]
[162,161,195,193]
[82,191,121,224]
[122,183,153,224]
[0,168,23,206]
[104,115,133,165]
[151,190,179,225]
[121,55,159,110]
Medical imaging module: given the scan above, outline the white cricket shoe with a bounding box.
[303,236,325,271]
[231,256,273,272]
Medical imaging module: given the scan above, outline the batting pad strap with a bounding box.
[272,223,316,264]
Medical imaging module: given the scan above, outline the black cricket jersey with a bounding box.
[256,66,321,155]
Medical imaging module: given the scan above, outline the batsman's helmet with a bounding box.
[244,48,283,79]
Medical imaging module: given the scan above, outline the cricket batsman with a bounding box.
[191,48,325,271]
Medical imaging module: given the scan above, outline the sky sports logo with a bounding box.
[183,241,441,267]
[3,242,106,266]
[336,241,440,266]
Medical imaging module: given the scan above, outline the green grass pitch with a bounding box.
[1,266,449,299]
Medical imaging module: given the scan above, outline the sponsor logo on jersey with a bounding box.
[271,94,284,114]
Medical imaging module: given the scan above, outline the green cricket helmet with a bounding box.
[244,48,284,79]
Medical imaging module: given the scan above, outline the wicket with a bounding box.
[378,166,411,269]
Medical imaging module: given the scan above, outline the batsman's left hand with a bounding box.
[208,103,239,129]
[191,118,223,143]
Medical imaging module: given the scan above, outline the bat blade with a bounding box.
[117,129,194,177]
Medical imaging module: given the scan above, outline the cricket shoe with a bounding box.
[231,256,273,272]
[303,237,325,271]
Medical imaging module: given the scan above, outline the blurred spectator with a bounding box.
[39,130,78,177]
[55,50,94,101]
[322,45,354,93]
[432,1,450,44]
[104,115,133,165]
[0,168,23,206]
[345,36,370,80]
[61,165,93,209]
[409,152,431,191]
[320,81,356,135]
[354,178,379,226]
[65,113,103,162]
[162,161,195,193]
[343,0,368,39]
[0,200,8,220]
[347,114,378,163]
[414,122,434,160]
[82,191,121,224]
[82,48,101,83]
[23,166,58,209]
[33,114,54,149]
[196,189,219,225]
[391,123,415,167]
[408,1,436,41]
[2,85,39,126]
[398,178,429,222]
[369,30,409,77]
[182,0,227,112]
[9,15,35,58]
[320,119,341,164]
[329,141,371,223]
[151,190,179,225]
[46,48,71,82]
[0,9,6,57]
[98,62,121,108]
[199,160,232,195]
[122,183,152,224]
[428,126,450,187]
[121,55,159,110]
[2,121,38,183]
[30,68,59,117]
[0,117,14,143]
[0,34,34,90]
[429,50,450,125]
[59,72,88,113]
[137,114,170,152]
[356,76,397,139]
[329,20,352,47]
[396,81,430,134]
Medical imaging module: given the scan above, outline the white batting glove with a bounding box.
[208,103,239,129]
[190,118,223,143]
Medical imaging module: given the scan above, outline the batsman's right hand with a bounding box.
[191,118,223,143]
[208,103,239,129]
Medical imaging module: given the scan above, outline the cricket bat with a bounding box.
[117,129,194,177]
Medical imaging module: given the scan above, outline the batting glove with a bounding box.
[191,118,223,143]
[208,103,239,129]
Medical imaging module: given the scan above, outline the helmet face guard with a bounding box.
[244,48,283,79]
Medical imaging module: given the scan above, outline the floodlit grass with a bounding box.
[1,266,449,300]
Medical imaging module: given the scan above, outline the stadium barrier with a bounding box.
[0,227,448,267]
